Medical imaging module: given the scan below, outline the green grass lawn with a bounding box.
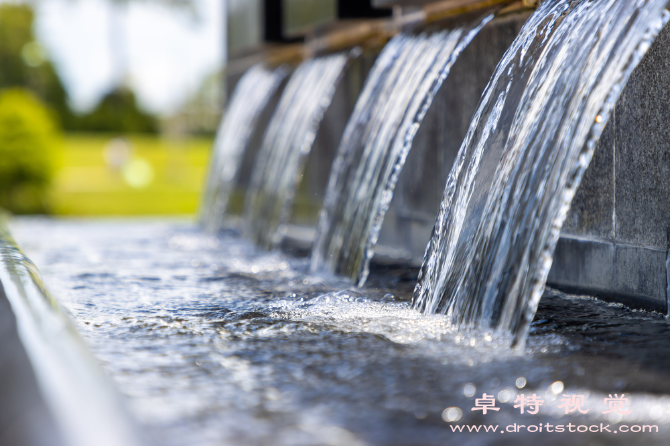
[50,133,212,216]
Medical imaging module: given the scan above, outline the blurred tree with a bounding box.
[0,4,75,129]
[0,89,60,214]
[77,87,158,134]
[0,1,198,135]
[83,0,197,134]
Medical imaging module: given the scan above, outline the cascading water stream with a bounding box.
[412,0,670,348]
[243,53,349,249]
[200,64,287,232]
[310,17,492,286]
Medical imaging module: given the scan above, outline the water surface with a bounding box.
[11,217,670,445]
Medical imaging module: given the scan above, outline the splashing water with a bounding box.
[243,54,349,249]
[412,0,669,348]
[200,64,288,232]
[310,17,492,286]
[14,217,670,446]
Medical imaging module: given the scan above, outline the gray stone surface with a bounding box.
[563,22,670,250]
[0,280,66,446]
[548,21,670,310]
[548,237,667,312]
[561,114,615,241]
[613,23,670,249]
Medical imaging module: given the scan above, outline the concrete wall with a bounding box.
[547,22,670,312]
[0,280,66,446]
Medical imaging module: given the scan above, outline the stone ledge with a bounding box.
[547,236,668,313]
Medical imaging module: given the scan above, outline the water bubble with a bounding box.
[469,339,476,347]
[484,334,493,342]
[208,237,220,249]
[649,405,664,420]
[595,115,604,123]
[550,381,564,394]
[498,389,511,403]
[266,388,280,401]
[442,407,463,422]
[21,41,47,67]
[463,383,476,398]
[251,265,260,273]
[122,158,154,189]
[608,412,623,424]
[545,390,558,403]
[414,409,428,419]
[279,262,289,270]
[515,377,527,389]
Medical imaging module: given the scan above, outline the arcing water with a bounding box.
[200,64,287,232]
[243,54,349,249]
[412,0,670,348]
[310,18,492,286]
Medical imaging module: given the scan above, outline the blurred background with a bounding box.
[0,0,223,216]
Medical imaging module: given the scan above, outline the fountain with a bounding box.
[309,17,492,285]
[243,53,350,249]
[4,0,670,445]
[200,64,288,232]
[410,0,669,347]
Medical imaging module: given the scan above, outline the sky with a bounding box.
[22,0,225,115]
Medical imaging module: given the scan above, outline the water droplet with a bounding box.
[550,381,564,394]
[515,377,527,389]
[442,407,463,422]
[649,405,663,420]
[498,389,511,403]
[608,411,623,424]
[463,383,476,398]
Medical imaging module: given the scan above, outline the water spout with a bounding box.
[200,64,288,232]
[412,0,669,348]
[243,53,350,249]
[310,16,492,286]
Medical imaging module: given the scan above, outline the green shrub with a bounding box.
[0,88,59,214]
